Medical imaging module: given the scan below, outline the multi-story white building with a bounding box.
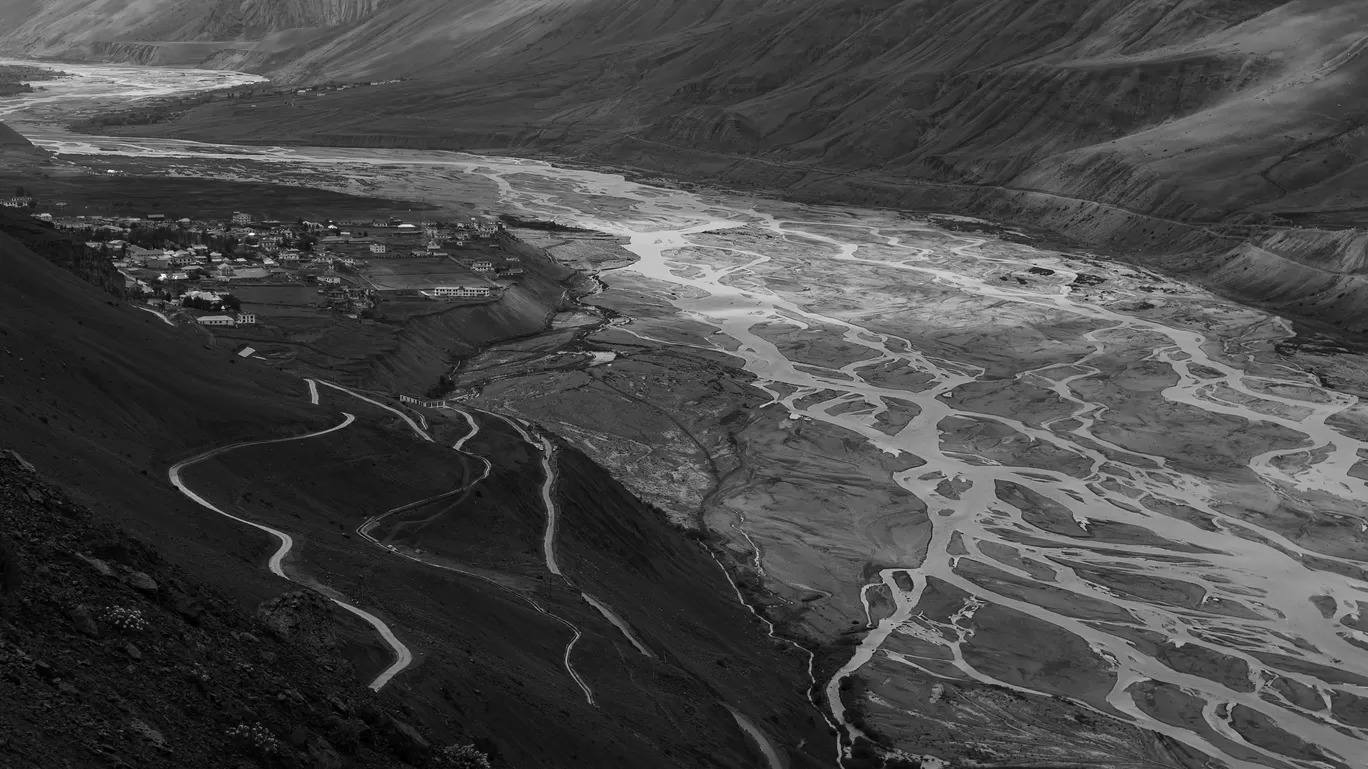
[232,212,253,225]
[236,313,257,325]
[421,285,492,299]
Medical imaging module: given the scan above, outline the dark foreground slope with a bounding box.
[0,210,833,766]
[0,451,435,769]
[70,0,1368,332]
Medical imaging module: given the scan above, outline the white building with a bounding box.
[471,260,494,272]
[236,313,257,325]
[197,315,236,327]
[369,243,387,254]
[421,285,492,299]
[232,212,253,225]
[185,289,221,300]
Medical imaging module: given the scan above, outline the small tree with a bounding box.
[434,744,490,769]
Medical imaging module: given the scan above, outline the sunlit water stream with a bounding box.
[5,61,1368,769]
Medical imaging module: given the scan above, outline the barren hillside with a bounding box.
[0,208,834,768]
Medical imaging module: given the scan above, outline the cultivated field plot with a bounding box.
[233,285,327,318]
[364,258,484,290]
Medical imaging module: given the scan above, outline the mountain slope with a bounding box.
[0,210,834,767]
[0,207,326,601]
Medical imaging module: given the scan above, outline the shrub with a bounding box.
[101,606,148,633]
[226,722,281,756]
[434,743,491,769]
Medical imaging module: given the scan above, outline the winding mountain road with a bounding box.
[310,380,601,704]
[136,306,176,327]
[518,422,780,762]
[167,413,415,691]
[537,437,563,577]
[308,379,433,442]
[508,420,661,671]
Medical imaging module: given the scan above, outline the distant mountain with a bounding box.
[0,0,384,70]
[0,0,380,46]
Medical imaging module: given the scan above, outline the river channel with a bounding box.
[6,61,1368,769]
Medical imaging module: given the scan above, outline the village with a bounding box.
[19,202,525,329]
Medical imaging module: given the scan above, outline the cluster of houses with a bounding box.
[314,216,505,259]
[34,209,524,326]
[321,284,376,315]
[111,243,282,286]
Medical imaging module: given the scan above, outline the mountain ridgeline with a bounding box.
[8,0,1368,331]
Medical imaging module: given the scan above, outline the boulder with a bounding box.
[326,717,366,753]
[73,553,114,578]
[306,735,342,769]
[382,714,429,764]
[3,449,36,473]
[166,588,204,625]
[126,571,158,595]
[67,604,100,637]
[128,718,166,749]
[256,590,339,657]
[288,726,310,749]
[354,702,383,726]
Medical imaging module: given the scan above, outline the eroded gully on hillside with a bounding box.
[9,61,1368,769]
